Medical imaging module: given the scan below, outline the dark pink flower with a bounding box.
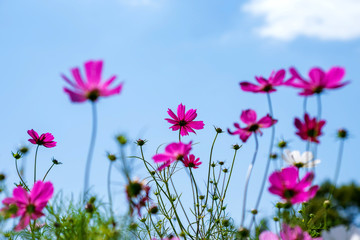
[1,181,54,231]
[294,114,326,143]
[286,67,348,96]
[268,167,318,204]
[27,129,56,148]
[183,154,202,169]
[165,103,205,136]
[152,142,192,171]
[62,60,123,102]
[240,69,286,93]
[280,224,322,240]
[228,109,277,142]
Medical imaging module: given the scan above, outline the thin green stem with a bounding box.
[42,163,55,181]
[303,96,308,115]
[203,132,219,214]
[15,159,30,191]
[240,133,259,228]
[83,102,97,200]
[107,161,114,219]
[329,139,345,200]
[33,145,40,183]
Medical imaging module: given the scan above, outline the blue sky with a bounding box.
[1,0,359,228]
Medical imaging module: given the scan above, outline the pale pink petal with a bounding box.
[153,153,172,163]
[259,231,279,240]
[240,109,257,125]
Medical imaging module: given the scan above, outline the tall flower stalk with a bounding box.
[250,93,276,229]
[83,102,97,199]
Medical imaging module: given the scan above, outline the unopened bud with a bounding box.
[337,129,348,139]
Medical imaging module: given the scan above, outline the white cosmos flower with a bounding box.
[282,150,320,168]
[322,225,360,240]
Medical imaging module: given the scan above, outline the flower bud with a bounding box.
[270,153,277,159]
[337,129,348,139]
[323,200,331,209]
[199,195,205,200]
[107,153,117,162]
[222,219,230,227]
[116,135,127,145]
[223,168,228,173]
[232,144,241,150]
[251,209,258,215]
[52,158,62,165]
[0,174,5,181]
[12,151,21,160]
[19,147,29,154]
[273,217,279,222]
[238,227,249,237]
[215,127,223,133]
[136,139,147,146]
[219,161,224,165]
[148,205,158,214]
[278,140,287,148]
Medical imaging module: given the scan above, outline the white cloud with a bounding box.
[243,0,360,41]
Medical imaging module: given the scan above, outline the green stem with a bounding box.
[108,161,114,219]
[83,102,98,200]
[33,145,40,183]
[15,159,30,191]
[42,163,55,181]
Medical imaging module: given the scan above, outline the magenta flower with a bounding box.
[152,142,192,171]
[294,114,326,143]
[268,167,318,204]
[281,224,322,240]
[62,60,123,102]
[1,181,54,231]
[240,69,286,93]
[27,129,56,148]
[165,103,205,136]
[286,67,348,96]
[183,154,202,169]
[228,109,277,142]
[260,224,322,240]
[125,179,150,216]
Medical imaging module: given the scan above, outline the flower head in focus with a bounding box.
[165,103,204,136]
[240,69,286,93]
[228,109,277,142]
[282,150,320,168]
[62,60,123,102]
[152,142,192,171]
[1,181,54,231]
[268,167,318,204]
[286,67,348,96]
[27,129,56,148]
[294,114,326,143]
[183,154,202,169]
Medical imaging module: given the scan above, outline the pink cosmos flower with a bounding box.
[183,154,202,169]
[281,224,322,240]
[1,181,54,231]
[260,224,322,240]
[228,109,277,142]
[268,166,318,204]
[294,114,326,143]
[286,67,348,96]
[240,69,286,93]
[62,60,123,102]
[152,142,192,171]
[27,129,57,148]
[165,103,205,136]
